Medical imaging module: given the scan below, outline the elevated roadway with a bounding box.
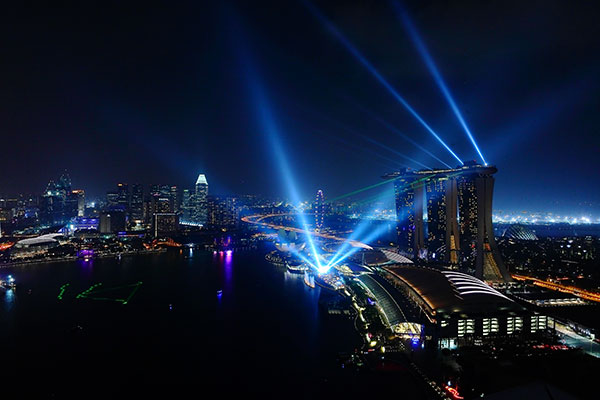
[241,213,373,250]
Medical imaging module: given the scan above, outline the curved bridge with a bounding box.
[241,213,373,250]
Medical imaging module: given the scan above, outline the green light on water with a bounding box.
[57,283,70,300]
[75,282,143,305]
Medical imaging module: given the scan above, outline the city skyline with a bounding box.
[1,2,600,397]
[0,1,598,213]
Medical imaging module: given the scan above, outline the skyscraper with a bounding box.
[170,185,179,214]
[384,169,425,259]
[386,162,510,282]
[181,189,192,221]
[314,189,324,232]
[193,174,208,225]
[456,162,511,282]
[130,184,144,221]
[40,172,77,225]
[424,175,460,264]
[70,190,85,217]
[116,183,130,212]
[426,177,447,257]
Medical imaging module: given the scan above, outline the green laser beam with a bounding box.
[122,283,142,305]
[328,177,400,202]
[76,282,143,305]
[329,170,465,203]
[76,283,103,299]
[80,282,141,296]
[57,283,70,300]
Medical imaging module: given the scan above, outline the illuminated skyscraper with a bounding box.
[193,174,208,225]
[314,189,324,232]
[116,183,130,211]
[206,196,238,228]
[181,189,192,221]
[70,190,85,217]
[386,162,509,282]
[130,184,144,221]
[425,176,460,264]
[40,172,78,224]
[170,185,179,214]
[456,162,511,282]
[426,177,447,257]
[385,169,425,259]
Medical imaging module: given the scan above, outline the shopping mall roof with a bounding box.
[383,266,525,318]
[16,233,64,247]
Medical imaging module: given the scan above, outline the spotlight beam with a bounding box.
[315,129,411,170]
[358,133,432,170]
[241,51,322,270]
[393,1,486,165]
[327,217,374,267]
[349,101,453,168]
[303,0,464,165]
[328,223,390,269]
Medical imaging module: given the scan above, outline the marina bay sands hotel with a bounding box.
[384,160,511,283]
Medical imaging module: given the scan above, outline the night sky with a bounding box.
[2,1,599,213]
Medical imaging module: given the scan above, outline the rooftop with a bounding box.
[383,266,524,317]
[196,174,208,185]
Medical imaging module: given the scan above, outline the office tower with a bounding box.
[169,185,179,214]
[40,173,76,225]
[130,184,144,221]
[106,191,119,208]
[153,213,179,237]
[181,189,192,221]
[116,183,130,212]
[315,189,324,232]
[193,174,208,225]
[70,190,85,217]
[206,196,238,228]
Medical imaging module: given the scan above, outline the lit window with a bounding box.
[458,319,465,337]
[482,318,490,336]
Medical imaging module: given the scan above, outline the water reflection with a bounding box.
[223,250,233,293]
[3,288,15,311]
[77,257,94,278]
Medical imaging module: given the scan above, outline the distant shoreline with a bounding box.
[0,248,166,269]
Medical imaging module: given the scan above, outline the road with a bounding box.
[555,320,600,358]
[241,213,373,250]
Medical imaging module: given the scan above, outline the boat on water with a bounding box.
[286,262,309,274]
[303,271,315,289]
[0,275,16,290]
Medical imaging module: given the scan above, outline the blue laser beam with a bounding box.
[393,1,486,165]
[303,0,463,165]
[242,62,323,270]
[315,128,411,170]
[326,223,390,270]
[326,218,374,268]
[358,133,433,170]
[349,101,453,168]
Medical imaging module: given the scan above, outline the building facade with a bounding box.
[386,162,510,282]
